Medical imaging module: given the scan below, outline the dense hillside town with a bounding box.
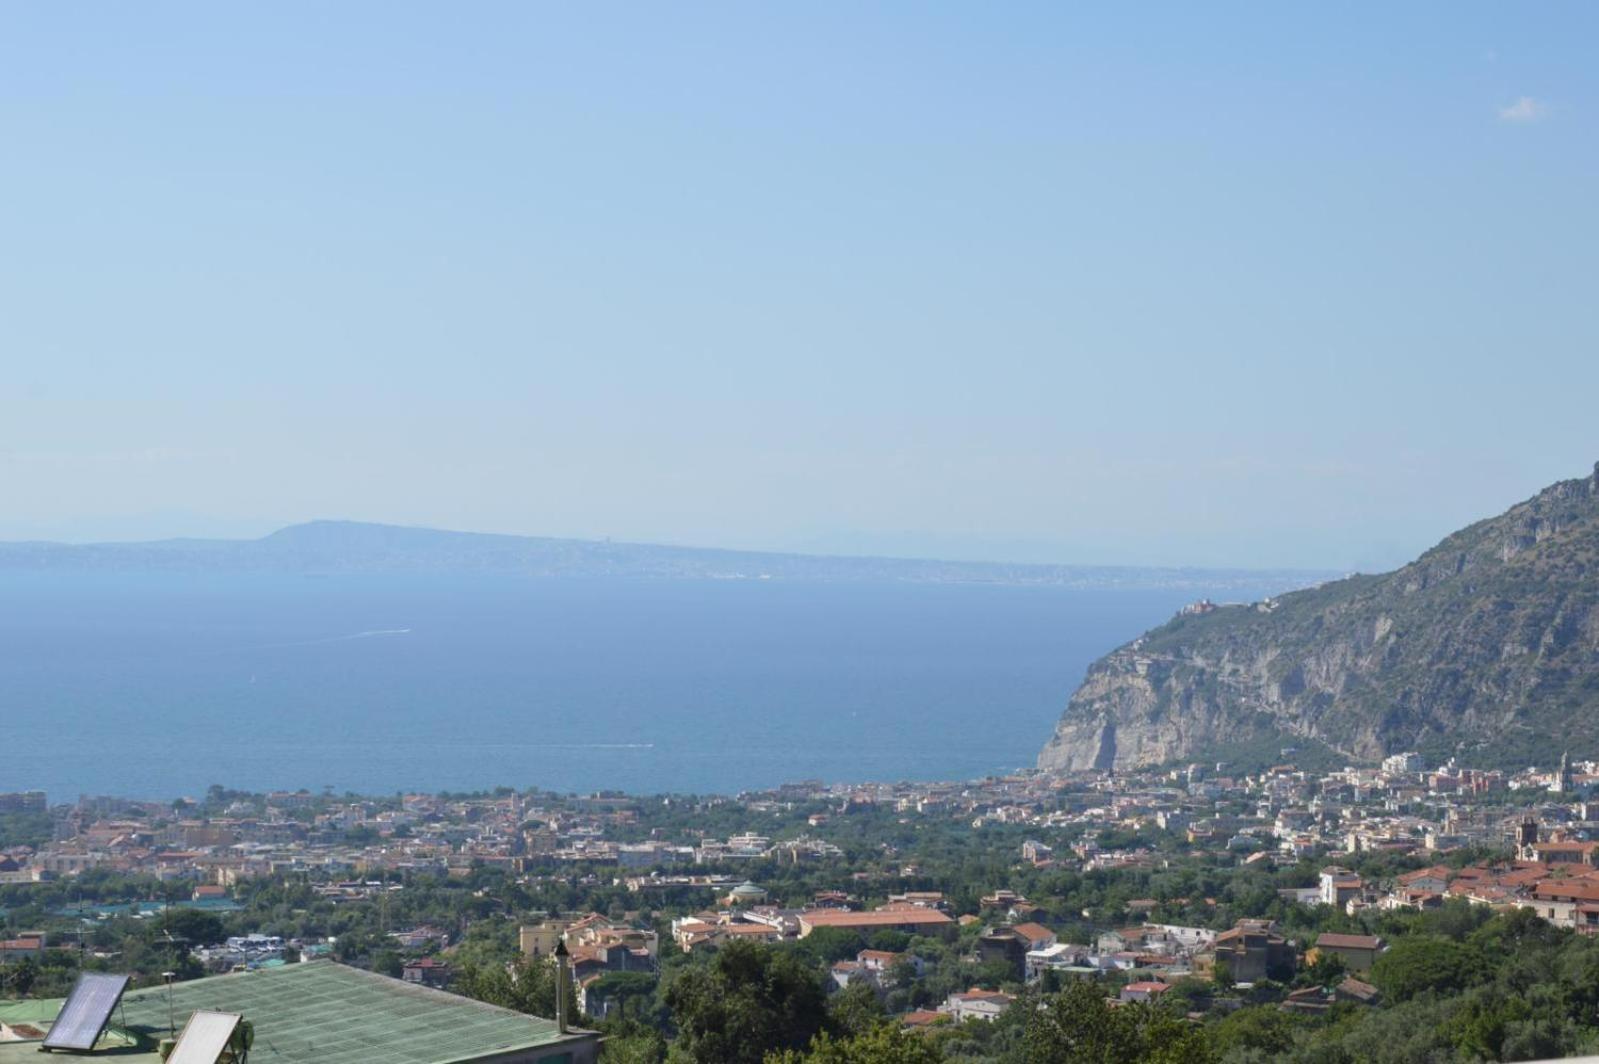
[7,753,1599,1060]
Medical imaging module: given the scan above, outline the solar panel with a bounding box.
[43,972,130,1051]
[167,1010,242,1064]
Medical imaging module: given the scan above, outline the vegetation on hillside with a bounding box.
[1044,463,1599,771]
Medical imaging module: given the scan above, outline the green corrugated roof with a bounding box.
[114,962,589,1063]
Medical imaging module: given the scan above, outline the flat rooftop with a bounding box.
[0,961,594,1063]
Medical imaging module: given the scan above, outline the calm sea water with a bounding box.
[0,572,1218,801]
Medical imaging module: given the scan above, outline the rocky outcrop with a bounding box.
[1038,462,1599,772]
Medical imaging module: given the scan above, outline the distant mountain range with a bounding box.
[0,519,1335,593]
[1038,461,1599,773]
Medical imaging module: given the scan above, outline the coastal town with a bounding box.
[5,747,1599,1059]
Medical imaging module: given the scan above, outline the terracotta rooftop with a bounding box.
[802,908,953,928]
[1315,933,1383,950]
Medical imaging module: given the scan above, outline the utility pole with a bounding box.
[162,971,176,1037]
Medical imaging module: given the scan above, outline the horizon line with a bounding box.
[0,517,1344,577]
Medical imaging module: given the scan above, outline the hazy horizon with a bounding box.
[0,514,1345,578]
[4,4,1596,571]
[0,459,1584,575]
[0,511,1382,570]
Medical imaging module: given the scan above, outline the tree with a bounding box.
[1371,936,1488,1004]
[1158,978,1211,1016]
[975,957,1022,992]
[1451,989,1535,1062]
[599,1020,667,1063]
[828,982,884,1038]
[457,954,558,1018]
[790,927,862,966]
[765,1023,946,1064]
[1302,949,1346,988]
[1022,981,1216,1064]
[592,971,659,1022]
[663,941,828,1064]
[1207,1006,1299,1058]
[0,811,53,849]
[372,950,404,978]
[161,908,225,947]
[1,956,38,997]
[887,959,920,991]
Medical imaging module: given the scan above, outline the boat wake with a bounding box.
[234,628,413,652]
[517,742,656,750]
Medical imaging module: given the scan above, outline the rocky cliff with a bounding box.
[1038,462,1599,772]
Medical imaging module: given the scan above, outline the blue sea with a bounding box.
[1,573,1228,801]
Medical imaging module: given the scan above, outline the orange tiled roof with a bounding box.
[803,908,953,929]
[1534,880,1599,903]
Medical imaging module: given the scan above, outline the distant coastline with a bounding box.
[0,519,1338,594]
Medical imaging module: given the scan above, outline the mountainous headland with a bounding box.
[0,520,1331,594]
[1039,461,1599,773]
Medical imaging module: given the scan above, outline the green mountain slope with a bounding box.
[1038,462,1599,772]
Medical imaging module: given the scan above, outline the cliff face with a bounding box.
[1038,463,1599,772]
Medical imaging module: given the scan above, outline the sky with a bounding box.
[1,3,1595,570]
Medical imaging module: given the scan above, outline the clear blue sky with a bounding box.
[2,3,1594,569]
